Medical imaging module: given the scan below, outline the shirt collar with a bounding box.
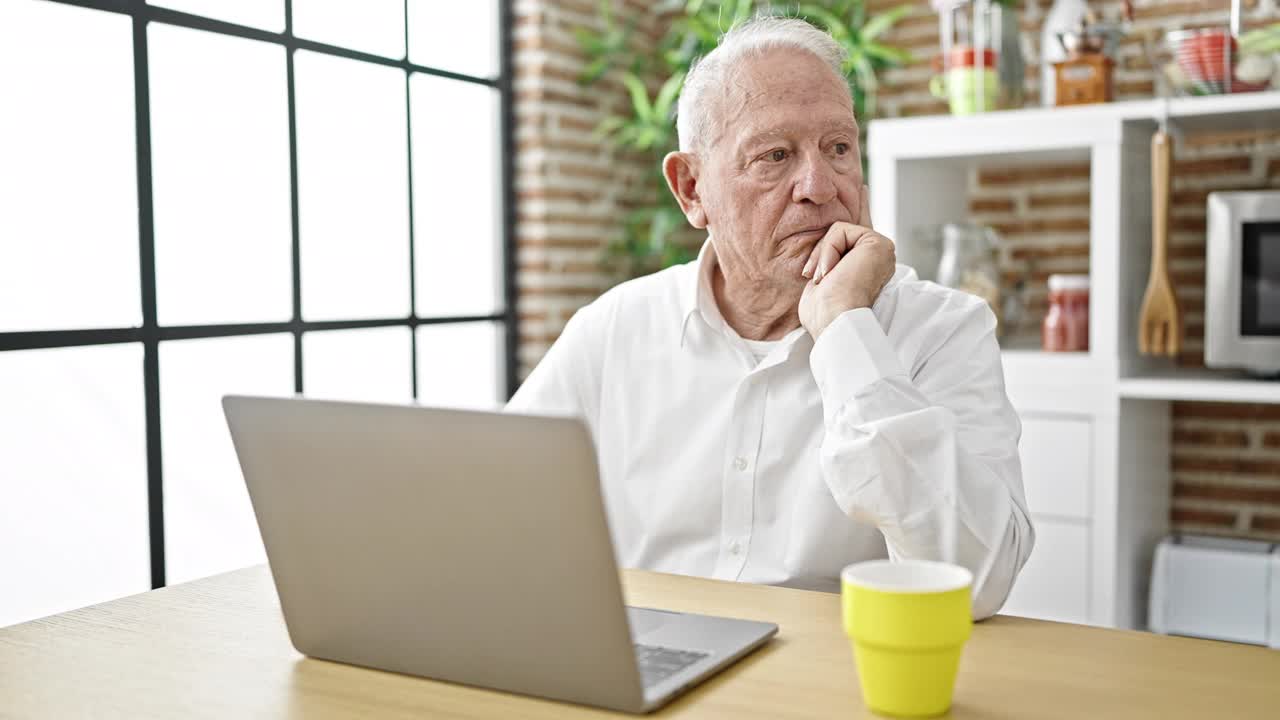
[678,239,721,347]
[677,238,810,357]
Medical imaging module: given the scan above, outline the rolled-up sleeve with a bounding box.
[808,305,1034,620]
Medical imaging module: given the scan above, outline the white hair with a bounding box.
[675,16,848,154]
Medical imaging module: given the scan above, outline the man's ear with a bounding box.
[662,151,708,229]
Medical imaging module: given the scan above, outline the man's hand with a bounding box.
[798,184,896,339]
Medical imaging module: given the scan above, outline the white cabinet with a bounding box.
[1019,416,1092,520]
[1003,518,1091,624]
[1004,409,1095,624]
[999,358,1099,624]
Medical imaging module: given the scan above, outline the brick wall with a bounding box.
[512,0,1280,540]
[1172,403,1280,538]
[512,0,664,377]
[968,162,1093,348]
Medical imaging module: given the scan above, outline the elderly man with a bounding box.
[508,17,1033,618]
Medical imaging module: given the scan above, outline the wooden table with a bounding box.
[1,566,1277,718]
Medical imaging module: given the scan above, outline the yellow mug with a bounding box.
[842,560,973,717]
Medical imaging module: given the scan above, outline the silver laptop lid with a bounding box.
[223,395,645,712]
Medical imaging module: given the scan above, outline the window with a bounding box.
[0,0,512,625]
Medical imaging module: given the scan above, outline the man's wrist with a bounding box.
[809,308,906,413]
[809,295,873,339]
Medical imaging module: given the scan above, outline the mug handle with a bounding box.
[929,74,948,99]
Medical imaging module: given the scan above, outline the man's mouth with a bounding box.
[783,226,829,243]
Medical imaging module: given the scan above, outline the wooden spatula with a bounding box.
[1138,129,1182,357]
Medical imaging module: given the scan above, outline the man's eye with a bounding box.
[834,143,850,155]
[766,149,788,162]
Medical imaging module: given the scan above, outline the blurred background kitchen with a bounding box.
[2,0,1279,648]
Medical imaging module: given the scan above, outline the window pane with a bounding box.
[0,1,140,332]
[0,344,148,628]
[295,51,410,321]
[410,76,501,317]
[149,24,292,326]
[160,334,294,585]
[148,0,285,33]
[415,322,502,409]
[292,0,405,59]
[303,327,412,403]
[407,0,497,79]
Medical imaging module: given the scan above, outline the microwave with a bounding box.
[1205,191,1280,376]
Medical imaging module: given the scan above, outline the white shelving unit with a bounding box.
[1120,373,1280,403]
[868,92,1280,631]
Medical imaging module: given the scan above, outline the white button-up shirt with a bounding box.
[508,242,1034,618]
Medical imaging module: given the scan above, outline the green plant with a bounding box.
[575,0,915,277]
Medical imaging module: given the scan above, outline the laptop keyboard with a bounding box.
[634,644,710,687]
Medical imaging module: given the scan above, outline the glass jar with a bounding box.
[934,0,1026,110]
[904,224,944,283]
[994,1,1025,109]
[1042,274,1090,352]
[936,223,1002,329]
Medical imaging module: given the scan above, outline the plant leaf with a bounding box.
[579,57,610,84]
[830,0,856,16]
[632,124,660,149]
[853,55,877,86]
[653,70,686,121]
[592,115,627,141]
[685,14,719,44]
[649,206,672,253]
[851,57,878,116]
[626,206,657,226]
[861,5,914,43]
[864,41,913,66]
[619,72,654,123]
[615,125,641,147]
[797,4,851,43]
[574,27,605,55]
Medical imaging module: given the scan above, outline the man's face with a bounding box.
[697,49,864,286]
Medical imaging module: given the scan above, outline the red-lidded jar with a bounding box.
[1043,274,1090,352]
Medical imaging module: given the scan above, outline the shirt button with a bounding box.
[729,542,742,555]
[733,456,748,471]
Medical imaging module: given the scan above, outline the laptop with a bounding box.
[222,395,777,714]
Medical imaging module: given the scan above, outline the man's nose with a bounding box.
[791,152,837,205]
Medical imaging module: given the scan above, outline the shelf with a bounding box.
[1119,371,1280,404]
[868,91,1280,161]
[1001,350,1106,414]
[1157,90,1280,133]
[1002,348,1096,371]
